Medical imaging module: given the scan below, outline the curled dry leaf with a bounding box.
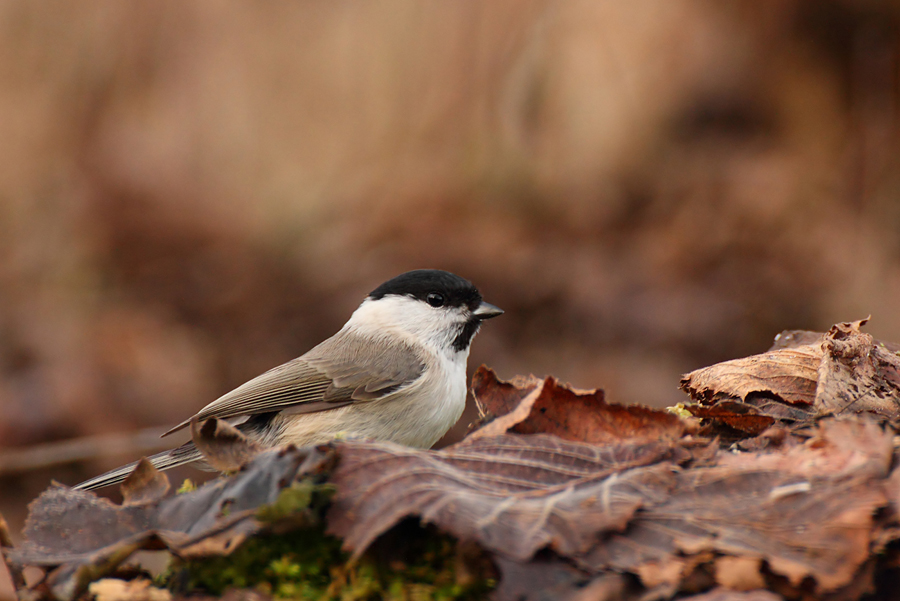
[470,366,686,444]
[681,319,900,432]
[680,344,819,406]
[190,418,264,473]
[120,458,170,505]
[469,367,544,424]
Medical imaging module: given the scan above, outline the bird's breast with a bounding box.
[274,348,469,449]
[388,348,468,447]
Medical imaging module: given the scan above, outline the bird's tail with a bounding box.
[72,442,205,491]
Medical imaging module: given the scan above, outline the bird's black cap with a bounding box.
[369,269,482,311]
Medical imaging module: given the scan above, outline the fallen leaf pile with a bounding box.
[680,318,900,435]
[5,319,900,601]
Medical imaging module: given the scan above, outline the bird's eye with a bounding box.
[426,292,445,307]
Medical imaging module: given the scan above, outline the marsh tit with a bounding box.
[74,269,502,490]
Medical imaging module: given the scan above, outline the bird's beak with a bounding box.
[473,301,504,320]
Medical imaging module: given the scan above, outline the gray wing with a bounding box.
[163,329,425,436]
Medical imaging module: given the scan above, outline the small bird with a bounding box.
[74,269,502,490]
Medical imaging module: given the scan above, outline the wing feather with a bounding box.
[163,329,425,436]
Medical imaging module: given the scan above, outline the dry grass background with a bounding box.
[2,0,900,595]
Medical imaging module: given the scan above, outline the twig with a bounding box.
[0,428,174,476]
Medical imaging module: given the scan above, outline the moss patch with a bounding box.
[164,524,494,600]
[161,483,495,600]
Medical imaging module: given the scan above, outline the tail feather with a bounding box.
[73,442,204,491]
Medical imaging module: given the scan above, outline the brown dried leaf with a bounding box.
[582,417,892,593]
[327,435,683,560]
[814,319,900,416]
[680,345,820,406]
[470,366,543,420]
[191,418,264,473]
[470,366,685,444]
[722,418,893,480]
[120,459,169,506]
[681,319,900,428]
[685,402,775,436]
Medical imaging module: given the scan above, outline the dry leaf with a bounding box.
[471,366,685,444]
[327,435,684,560]
[685,402,775,436]
[191,418,265,473]
[680,344,819,406]
[814,320,900,416]
[120,459,170,506]
[681,320,900,432]
[470,367,543,422]
[581,418,892,593]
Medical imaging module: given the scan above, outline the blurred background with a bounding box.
[2,0,900,594]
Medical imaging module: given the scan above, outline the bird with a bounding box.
[74,269,503,490]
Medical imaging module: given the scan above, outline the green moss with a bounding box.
[176,479,197,494]
[666,403,693,419]
[165,525,493,600]
[256,481,335,525]
[162,483,494,600]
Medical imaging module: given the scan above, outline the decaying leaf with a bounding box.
[327,435,684,560]
[685,402,775,436]
[814,320,900,416]
[120,458,170,505]
[680,343,819,406]
[469,368,544,425]
[582,418,892,593]
[190,418,264,473]
[470,366,686,444]
[681,319,900,432]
